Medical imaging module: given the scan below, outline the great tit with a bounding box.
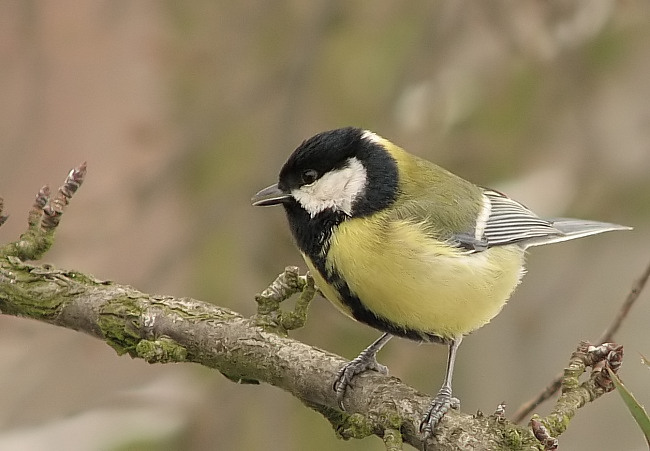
[251,127,630,437]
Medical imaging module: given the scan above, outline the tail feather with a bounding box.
[524,218,631,248]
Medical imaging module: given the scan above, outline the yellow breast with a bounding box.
[308,216,526,340]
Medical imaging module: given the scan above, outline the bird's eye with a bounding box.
[301,169,318,185]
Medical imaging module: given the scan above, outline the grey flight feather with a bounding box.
[456,189,631,250]
[525,218,632,248]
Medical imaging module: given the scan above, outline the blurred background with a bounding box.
[0,1,649,450]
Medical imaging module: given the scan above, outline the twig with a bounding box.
[254,266,316,335]
[513,376,562,424]
[28,186,51,228]
[597,260,650,344]
[513,259,650,424]
[530,342,623,448]
[0,162,87,261]
[41,162,87,232]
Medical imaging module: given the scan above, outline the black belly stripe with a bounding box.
[284,201,448,344]
[313,253,448,344]
[331,269,448,344]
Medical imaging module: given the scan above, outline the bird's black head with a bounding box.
[252,127,399,257]
[275,127,399,218]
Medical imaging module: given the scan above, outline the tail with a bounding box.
[524,218,631,248]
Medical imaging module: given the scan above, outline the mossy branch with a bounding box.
[0,165,630,450]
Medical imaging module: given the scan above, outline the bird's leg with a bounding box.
[333,333,392,409]
[420,336,462,438]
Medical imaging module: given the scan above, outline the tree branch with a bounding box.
[0,256,538,450]
[0,164,627,450]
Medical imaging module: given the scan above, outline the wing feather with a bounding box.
[479,189,562,247]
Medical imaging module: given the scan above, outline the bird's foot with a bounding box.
[419,386,460,438]
[333,353,388,410]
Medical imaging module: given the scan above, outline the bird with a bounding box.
[251,126,630,438]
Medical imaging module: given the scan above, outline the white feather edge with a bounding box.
[475,194,491,241]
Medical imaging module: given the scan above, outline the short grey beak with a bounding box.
[251,183,292,206]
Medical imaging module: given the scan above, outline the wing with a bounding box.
[382,153,629,252]
[468,189,630,250]
[479,189,561,247]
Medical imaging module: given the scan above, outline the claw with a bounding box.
[334,354,388,409]
[419,386,459,438]
[332,333,392,410]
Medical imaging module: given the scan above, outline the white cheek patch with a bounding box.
[292,157,367,217]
